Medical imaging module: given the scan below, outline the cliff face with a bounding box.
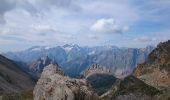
[29,56,53,75]
[83,64,112,78]
[83,64,117,96]
[33,64,99,100]
[133,40,170,88]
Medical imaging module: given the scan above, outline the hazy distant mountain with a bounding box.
[29,56,54,76]
[3,44,155,77]
[0,55,35,94]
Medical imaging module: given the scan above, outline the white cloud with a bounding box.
[0,0,16,24]
[0,0,170,52]
[31,24,53,32]
[90,18,128,34]
[133,37,157,42]
[88,34,99,40]
[0,0,80,24]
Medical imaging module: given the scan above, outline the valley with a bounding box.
[0,40,170,100]
[0,0,170,99]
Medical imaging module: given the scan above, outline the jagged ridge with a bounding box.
[33,63,99,100]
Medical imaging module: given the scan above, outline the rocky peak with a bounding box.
[41,63,64,76]
[33,63,99,100]
[41,56,50,64]
[29,55,53,74]
[84,64,112,78]
[133,40,170,88]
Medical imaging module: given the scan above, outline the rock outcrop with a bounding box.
[82,64,117,96]
[133,40,170,88]
[29,56,53,75]
[33,63,99,100]
[84,64,112,78]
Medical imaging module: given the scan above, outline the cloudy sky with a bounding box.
[0,0,170,52]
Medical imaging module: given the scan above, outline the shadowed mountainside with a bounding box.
[0,55,35,100]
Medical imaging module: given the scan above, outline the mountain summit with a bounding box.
[134,40,170,88]
[29,56,54,76]
[33,63,99,100]
[84,64,112,78]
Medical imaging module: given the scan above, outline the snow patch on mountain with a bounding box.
[31,47,43,51]
[63,46,73,53]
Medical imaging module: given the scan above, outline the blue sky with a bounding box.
[0,0,170,52]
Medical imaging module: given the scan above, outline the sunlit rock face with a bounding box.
[33,63,99,100]
[83,64,112,78]
[83,64,117,96]
[133,40,170,88]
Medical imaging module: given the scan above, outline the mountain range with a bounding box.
[2,44,155,77]
[0,40,170,100]
[101,40,170,100]
[34,39,170,100]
